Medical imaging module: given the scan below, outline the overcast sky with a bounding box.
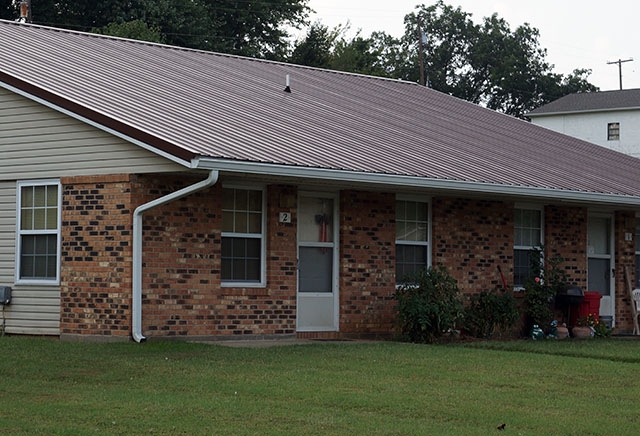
[302,0,639,92]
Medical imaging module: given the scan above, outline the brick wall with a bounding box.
[59,173,636,339]
[60,174,134,338]
[339,190,396,338]
[138,179,297,338]
[133,174,221,337]
[432,197,513,294]
[614,211,636,333]
[544,205,587,288]
[60,175,299,339]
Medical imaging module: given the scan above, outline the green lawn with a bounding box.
[0,337,639,435]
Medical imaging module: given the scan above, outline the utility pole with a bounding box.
[607,58,633,90]
[417,15,425,86]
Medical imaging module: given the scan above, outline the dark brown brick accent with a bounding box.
[60,174,134,337]
[544,205,587,288]
[432,197,513,294]
[339,190,396,337]
[614,211,636,333]
[58,173,637,339]
[136,179,298,337]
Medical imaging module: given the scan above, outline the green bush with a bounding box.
[394,265,463,343]
[464,289,520,339]
[523,248,569,332]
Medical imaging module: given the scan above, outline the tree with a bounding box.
[0,0,17,20]
[0,0,311,60]
[330,32,387,77]
[401,2,599,117]
[93,19,165,43]
[290,22,337,68]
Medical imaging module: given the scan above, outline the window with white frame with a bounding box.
[514,207,542,288]
[221,186,265,285]
[396,198,430,283]
[17,180,61,283]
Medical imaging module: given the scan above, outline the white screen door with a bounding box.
[297,193,338,331]
[587,214,614,323]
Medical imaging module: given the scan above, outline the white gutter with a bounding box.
[132,170,219,343]
[193,158,640,207]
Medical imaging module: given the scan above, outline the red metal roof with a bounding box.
[2,20,640,203]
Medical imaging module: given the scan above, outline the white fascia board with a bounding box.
[193,157,640,207]
[0,82,191,168]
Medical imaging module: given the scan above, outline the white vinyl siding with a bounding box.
[0,181,59,335]
[0,88,185,180]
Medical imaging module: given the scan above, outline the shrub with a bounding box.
[523,248,569,332]
[464,289,520,339]
[394,265,463,343]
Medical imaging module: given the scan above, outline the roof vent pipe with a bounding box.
[131,170,219,343]
[284,74,291,93]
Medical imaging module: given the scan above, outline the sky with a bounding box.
[302,0,639,92]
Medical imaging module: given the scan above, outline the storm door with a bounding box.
[587,214,615,324]
[297,192,338,331]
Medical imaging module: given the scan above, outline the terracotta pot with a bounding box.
[571,326,592,338]
[556,326,569,339]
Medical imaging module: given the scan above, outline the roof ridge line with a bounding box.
[0,19,416,87]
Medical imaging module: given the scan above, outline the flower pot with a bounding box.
[556,326,569,339]
[571,326,592,338]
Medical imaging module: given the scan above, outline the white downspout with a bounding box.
[132,170,219,343]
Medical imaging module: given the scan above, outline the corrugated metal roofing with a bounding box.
[2,20,640,202]
[528,88,640,116]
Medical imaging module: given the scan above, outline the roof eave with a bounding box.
[193,158,640,207]
[528,106,640,117]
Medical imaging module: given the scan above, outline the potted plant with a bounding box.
[573,313,610,338]
[572,314,595,338]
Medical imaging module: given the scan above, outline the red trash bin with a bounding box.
[578,291,602,321]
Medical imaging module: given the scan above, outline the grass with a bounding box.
[0,337,639,435]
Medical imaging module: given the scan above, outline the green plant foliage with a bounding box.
[523,247,569,331]
[394,265,463,343]
[464,289,519,338]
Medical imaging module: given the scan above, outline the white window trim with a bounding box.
[395,195,432,286]
[220,184,266,288]
[514,204,544,290]
[15,179,62,286]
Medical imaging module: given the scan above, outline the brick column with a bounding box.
[60,174,134,339]
[339,190,396,338]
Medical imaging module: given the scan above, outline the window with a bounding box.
[607,122,620,141]
[514,207,542,288]
[221,187,265,285]
[16,180,61,284]
[396,198,430,283]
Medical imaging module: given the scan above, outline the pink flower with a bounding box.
[534,277,541,283]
